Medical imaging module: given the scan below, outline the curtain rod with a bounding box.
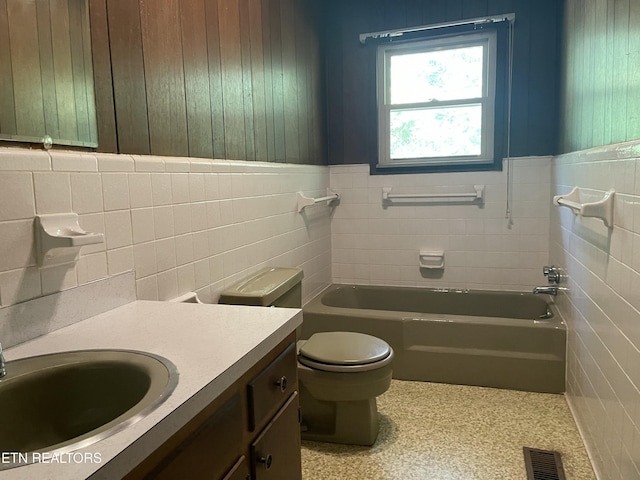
[359,13,516,44]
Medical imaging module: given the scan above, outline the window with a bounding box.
[377,31,498,171]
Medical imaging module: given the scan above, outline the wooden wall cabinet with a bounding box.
[124,333,302,480]
[89,0,325,164]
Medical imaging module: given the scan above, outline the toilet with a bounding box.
[218,267,393,446]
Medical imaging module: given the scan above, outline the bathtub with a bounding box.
[302,284,565,393]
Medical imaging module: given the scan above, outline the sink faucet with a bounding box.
[0,343,5,378]
[533,286,558,296]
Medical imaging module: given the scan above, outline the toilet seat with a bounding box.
[298,332,393,373]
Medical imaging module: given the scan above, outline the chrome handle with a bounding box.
[533,286,558,296]
[258,454,273,470]
[275,376,287,392]
[542,265,561,284]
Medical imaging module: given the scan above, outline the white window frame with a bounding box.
[377,31,497,168]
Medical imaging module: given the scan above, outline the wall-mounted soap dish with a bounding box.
[36,213,105,267]
[419,250,444,269]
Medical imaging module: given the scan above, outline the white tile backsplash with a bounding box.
[18,144,640,479]
[0,220,36,271]
[103,210,133,249]
[0,148,50,171]
[156,268,178,301]
[153,205,175,239]
[71,173,104,213]
[40,263,77,294]
[0,172,35,221]
[102,173,131,211]
[174,234,195,266]
[0,148,331,309]
[133,155,164,172]
[128,173,153,208]
[106,246,134,276]
[164,157,190,173]
[173,204,193,235]
[189,173,206,202]
[551,140,640,480]
[97,153,134,172]
[329,158,551,290]
[171,173,190,204]
[51,151,98,172]
[76,252,108,284]
[0,267,41,307]
[34,172,72,214]
[131,208,155,244]
[155,238,177,272]
[135,275,158,301]
[151,173,173,206]
[190,202,208,232]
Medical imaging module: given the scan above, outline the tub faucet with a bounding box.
[533,286,558,296]
[0,343,5,378]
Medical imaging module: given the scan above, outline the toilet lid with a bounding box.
[299,332,391,366]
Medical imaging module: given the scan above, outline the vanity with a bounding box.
[124,334,300,480]
[0,300,302,480]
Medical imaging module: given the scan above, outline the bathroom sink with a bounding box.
[0,349,178,469]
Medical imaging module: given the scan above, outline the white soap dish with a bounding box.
[419,250,444,269]
[36,213,105,267]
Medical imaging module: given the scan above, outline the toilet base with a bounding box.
[299,384,379,446]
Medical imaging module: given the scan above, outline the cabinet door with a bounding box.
[150,393,243,480]
[251,392,302,480]
[247,343,297,431]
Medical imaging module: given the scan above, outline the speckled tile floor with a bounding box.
[301,380,595,480]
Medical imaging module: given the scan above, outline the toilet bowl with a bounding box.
[218,268,394,446]
[297,331,393,445]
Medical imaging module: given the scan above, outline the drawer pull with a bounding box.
[275,376,287,392]
[258,454,273,470]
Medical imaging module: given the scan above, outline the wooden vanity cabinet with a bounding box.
[124,332,301,480]
[251,392,301,480]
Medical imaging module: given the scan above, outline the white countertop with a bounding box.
[0,300,302,480]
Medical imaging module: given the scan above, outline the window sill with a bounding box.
[371,160,503,175]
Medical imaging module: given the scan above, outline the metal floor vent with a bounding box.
[523,447,566,480]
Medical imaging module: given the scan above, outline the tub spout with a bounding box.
[533,286,558,296]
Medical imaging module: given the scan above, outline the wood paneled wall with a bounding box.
[323,0,563,165]
[560,0,640,153]
[90,0,325,165]
[0,0,97,145]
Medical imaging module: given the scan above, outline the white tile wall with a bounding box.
[551,141,640,480]
[329,158,551,290]
[0,148,331,307]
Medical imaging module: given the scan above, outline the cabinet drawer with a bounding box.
[149,393,243,480]
[247,342,297,431]
[251,392,302,480]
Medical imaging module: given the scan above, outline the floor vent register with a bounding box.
[523,447,567,480]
